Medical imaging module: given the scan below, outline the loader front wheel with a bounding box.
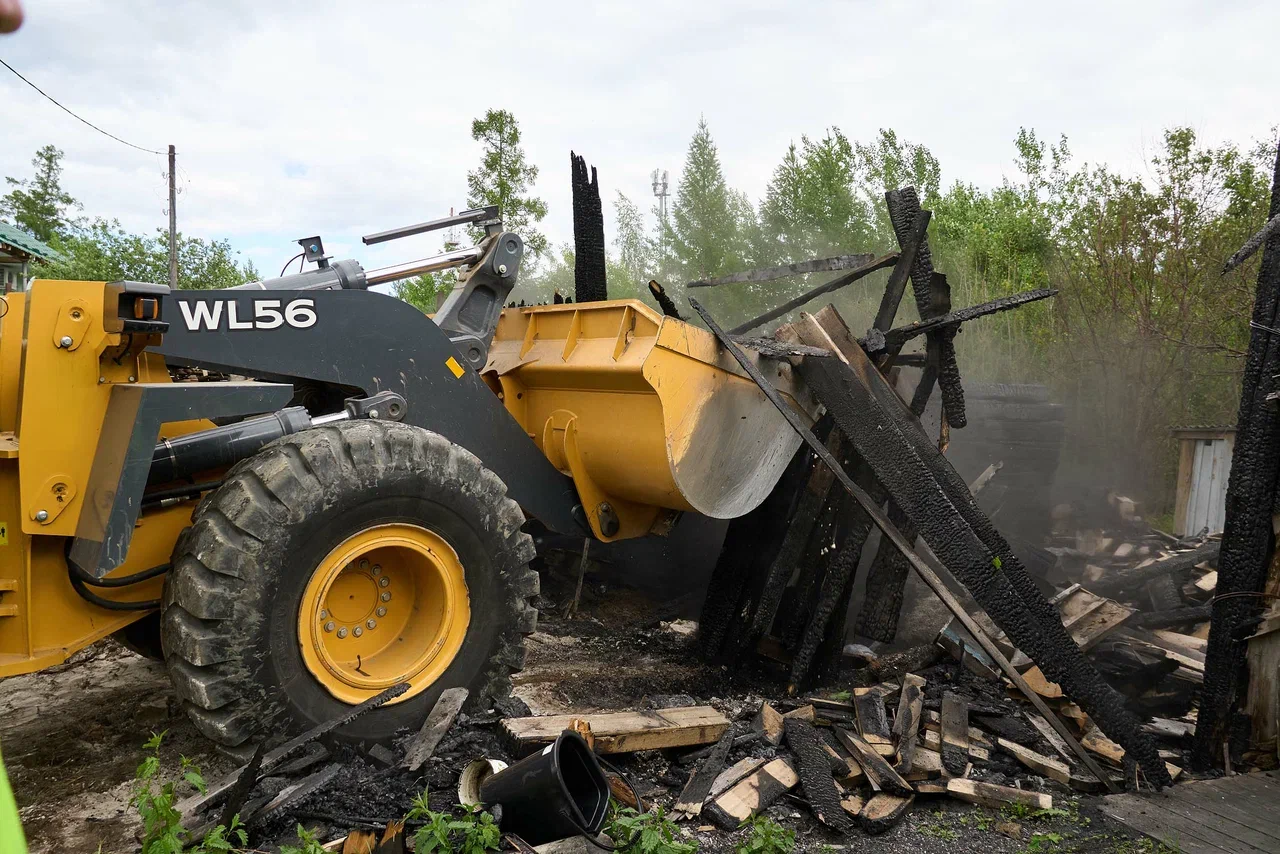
[161,421,538,748]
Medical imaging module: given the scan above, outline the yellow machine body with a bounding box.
[0,284,814,676]
[0,282,211,676]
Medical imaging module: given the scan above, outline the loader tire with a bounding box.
[161,420,538,748]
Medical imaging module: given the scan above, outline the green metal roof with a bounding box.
[0,222,58,261]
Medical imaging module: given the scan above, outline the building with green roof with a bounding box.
[0,223,59,292]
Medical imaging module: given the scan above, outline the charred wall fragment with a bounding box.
[570,151,608,303]
[1192,141,1280,770]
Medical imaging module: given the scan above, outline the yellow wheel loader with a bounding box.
[0,207,815,748]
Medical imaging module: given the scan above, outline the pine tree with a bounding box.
[1,144,80,243]
[466,110,548,256]
[662,118,749,281]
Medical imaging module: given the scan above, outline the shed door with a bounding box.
[1186,438,1231,536]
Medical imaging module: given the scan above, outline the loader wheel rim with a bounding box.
[298,523,471,705]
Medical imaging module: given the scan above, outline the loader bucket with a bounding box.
[484,300,818,541]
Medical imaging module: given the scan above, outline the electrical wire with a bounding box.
[0,57,166,155]
[280,252,304,277]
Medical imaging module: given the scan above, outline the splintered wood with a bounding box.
[894,674,926,774]
[503,706,730,754]
[705,757,799,829]
[940,693,970,776]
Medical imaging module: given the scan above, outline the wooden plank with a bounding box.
[833,728,913,795]
[920,728,990,761]
[708,757,767,801]
[783,704,816,722]
[940,693,969,776]
[893,673,925,774]
[1195,571,1219,593]
[946,778,1052,811]
[1157,778,1280,845]
[1154,629,1209,654]
[704,757,798,830]
[1083,728,1182,781]
[997,738,1071,785]
[404,687,469,771]
[1025,712,1075,763]
[854,688,892,745]
[502,706,730,755]
[922,711,993,746]
[859,793,914,835]
[821,741,864,785]
[1102,791,1266,854]
[754,702,785,746]
[840,792,865,819]
[1020,666,1063,698]
[673,727,735,818]
[902,747,943,781]
[1142,718,1196,739]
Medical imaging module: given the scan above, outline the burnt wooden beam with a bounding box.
[833,729,913,796]
[648,280,682,319]
[687,297,1126,792]
[868,288,1058,353]
[885,188,967,428]
[674,727,736,817]
[784,718,852,833]
[854,688,892,747]
[690,253,876,289]
[872,207,932,332]
[729,253,898,335]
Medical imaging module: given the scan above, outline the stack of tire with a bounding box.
[944,382,1066,543]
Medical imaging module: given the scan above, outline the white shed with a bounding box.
[1173,426,1235,536]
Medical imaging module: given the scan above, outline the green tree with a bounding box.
[662,117,752,282]
[613,191,652,288]
[37,218,258,289]
[393,271,452,312]
[1,144,81,243]
[856,129,942,245]
[759,128,873,263]
[466,110,548,256]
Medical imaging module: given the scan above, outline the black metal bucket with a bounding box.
[478,729,610,846]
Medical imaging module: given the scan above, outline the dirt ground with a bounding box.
[1,568,1163,854]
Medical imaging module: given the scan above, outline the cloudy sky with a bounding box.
[1,1,1276,278]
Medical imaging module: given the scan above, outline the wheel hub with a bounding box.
[298,523,471,705]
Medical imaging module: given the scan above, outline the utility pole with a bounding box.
[167,144,178,289]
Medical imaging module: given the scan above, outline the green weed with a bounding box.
[405,789,501,854]
[605,805,698,854]
[132,732,247,854]
[735,814,794,854]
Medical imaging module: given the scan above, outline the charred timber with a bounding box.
[690,254,875,289]
[1194,141,1280,770]
[868,289,1058,353]
[729,253,898,335]
[886,188,966,428]
[787,312,1167,785]
[570,152,608,303]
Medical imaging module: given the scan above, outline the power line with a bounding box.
[0,57,165,155]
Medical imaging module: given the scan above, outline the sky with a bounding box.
[0,0,1277,280]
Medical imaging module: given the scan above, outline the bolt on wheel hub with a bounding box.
[298,523,471,705]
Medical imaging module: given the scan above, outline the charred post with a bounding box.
[570,151,608,303]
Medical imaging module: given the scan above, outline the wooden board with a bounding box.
[673,727,735,817]
[920,728,990,761]
[709,757,767,800]
[854,689,892,745]
[503,706,730,754]
[1025,712,1075,763]
[704,757,798,830]
[894,673,925,774]
[902,747,943,781]
[997,737,1071,785]
[1021,666,1063,699]
[754,702,785,746]
[1082,727,1182,781]
[940,693,969,777]
[1058,587,1134,651]
[404,687,469,770]
[946,778,1052,811]
[859,793,913,835]
[833,728,913,796]
[1101,773,1280,853]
